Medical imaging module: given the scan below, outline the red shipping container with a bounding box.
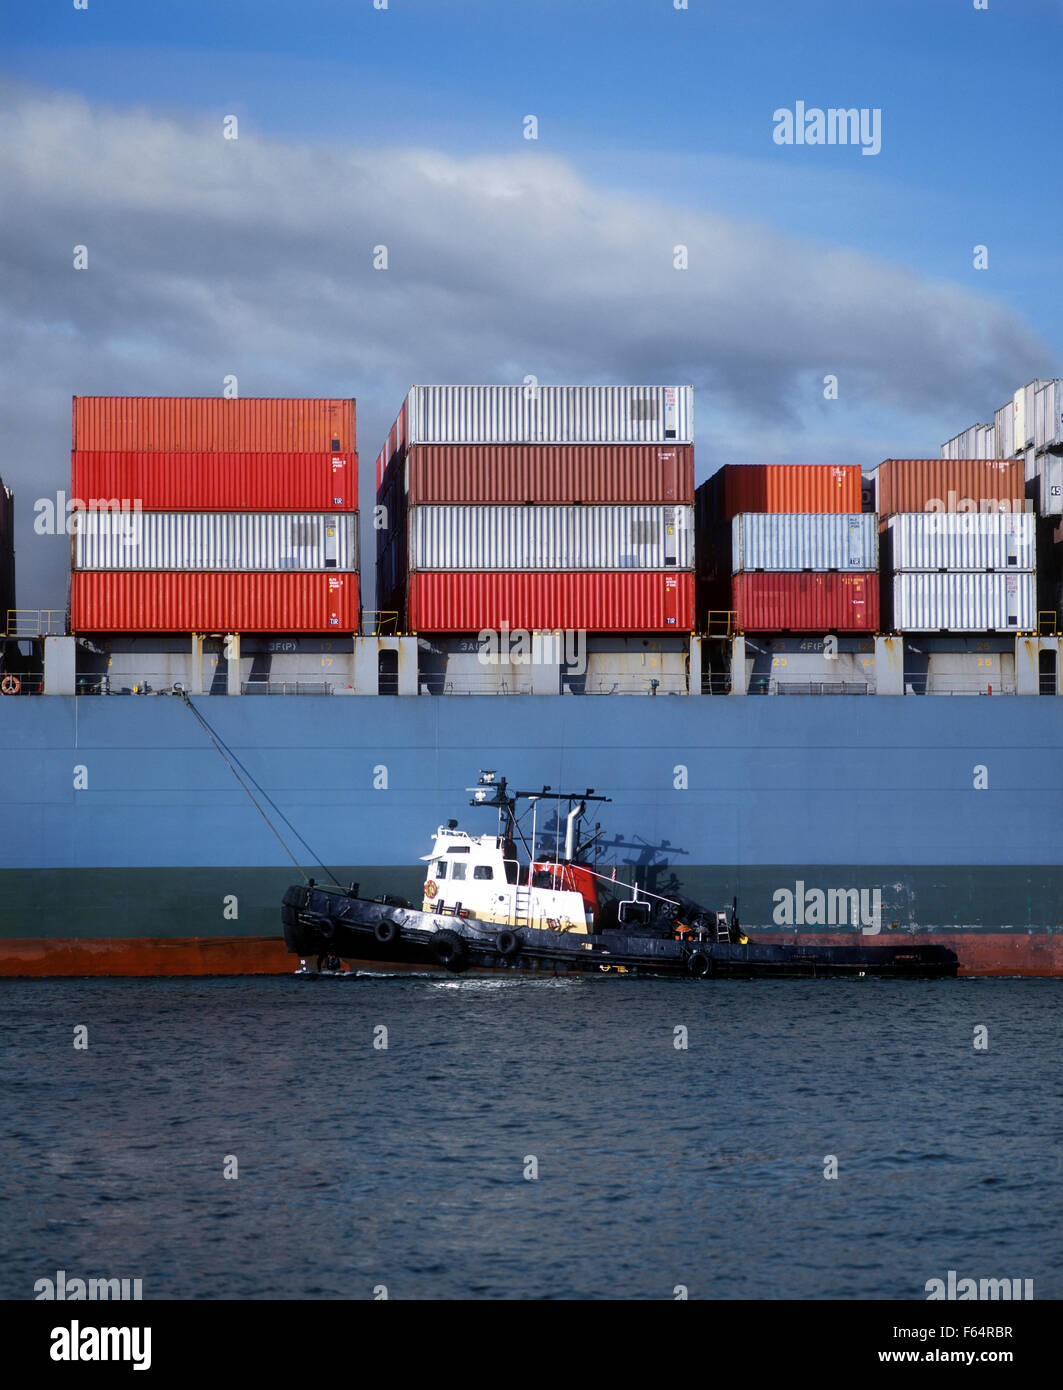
[72,398,356,453]
[874,459,1025,521]
[407,572,694,633]
[71,572,358,633]
[72,451,356,511]
[712,464,862,518]
[402,444,694,505]
[731,572,878,632]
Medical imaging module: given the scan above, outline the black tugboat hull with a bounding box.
[282,885,959,979]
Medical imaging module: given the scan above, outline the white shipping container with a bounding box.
[73,511,357,571]
[994,402,1015,459]
[408,504,693,571]
[731,513,877,572]
[1033,452,1063,516]
[886,512,1035,571]
[1033,380,1063,450]
[892,572,1035,632]
[1013,380,1049,452]
[402,385,694,445]
[941,424,991,460]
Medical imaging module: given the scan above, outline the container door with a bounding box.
[846,516,863,567]
[664,387,678,440]
[664,575,679,626]
[328,576,344,627]
[325,518,338,568]
[664,508,678,566]
[331,455,348,508]
[1005,575,1019,628]
[1004,514,1017,567]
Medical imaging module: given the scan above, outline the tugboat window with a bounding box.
[434,861,448,878]
[473,865,493,880]
[450,862,467,881]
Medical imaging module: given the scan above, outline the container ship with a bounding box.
[1,385,1062,979]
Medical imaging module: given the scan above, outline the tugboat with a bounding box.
[281,771,958,979]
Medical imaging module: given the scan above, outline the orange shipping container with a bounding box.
[874,459,1026,522]
[72,398,356,453]
[408,571,694,633]
[710,464,862,519]
[71,572,358,633]
[72,451,356,511]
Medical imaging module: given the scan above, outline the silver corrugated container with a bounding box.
[408,504,693,570]
[73,511,357,571]
[994,401,1014,459]
[1033,380,1063,450]
[942,424,992,460]
[731,513,877,572]
[886,512,1035,570]
[1033,452,1063,516]
[892,572,1035,632]
[1013,380,1049,452]
[403,385,693,445]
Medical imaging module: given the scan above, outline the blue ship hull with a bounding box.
[1,694,1061,974]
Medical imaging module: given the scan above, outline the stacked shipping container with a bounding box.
[375,386,696,632]
[69,398,359,633]
[697,464,876,632]
[874,459,1034,632]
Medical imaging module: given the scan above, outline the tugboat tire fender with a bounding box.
[496,930,520,957]
[432,930,468,972]
[318,917,337,942]
[687,950,713,979]
[374,918,401,945]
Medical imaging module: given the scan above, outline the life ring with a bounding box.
[0,675,19,695]
[424,880,438,900]
[431,930,468,972]
[687,950,713,979]
[375,918,401,945]
[496,930,520,958]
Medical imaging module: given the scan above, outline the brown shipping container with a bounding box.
[403,444,694,505]
[72,398,356,453]
[408,572,694,633]
[874,459,1025,521]
[71,572,358,633]
[72,451,356,511]
[732,572,879,632]
[713,464,862,519]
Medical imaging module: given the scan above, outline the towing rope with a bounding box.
[179,689,339,886]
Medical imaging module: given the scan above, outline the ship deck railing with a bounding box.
[4,609,66,637]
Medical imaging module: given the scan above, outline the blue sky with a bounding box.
[2,0,1061,605]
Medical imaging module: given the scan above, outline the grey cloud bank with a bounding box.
[0,85,1048,607]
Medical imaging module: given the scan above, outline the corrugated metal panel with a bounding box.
[70,572,359,632]
[1013,380,1048,453]
[72,452,356,511]
[886,513,1035,571]
[72,398,356,453]
[732,572,878,632]
[891,573,1036,632]
[731,513,877,571]
[994,403,1015,459]
[73,513,357,571]
[408,505,692,571]
[399,385,694,445]
[711,464,862,518]
[1033,380,1063,450]
[941,425,993,461]
[875,459,1025,518]
[407,571,694,632]
[403,444,694,505]
[1033,453,1063,516]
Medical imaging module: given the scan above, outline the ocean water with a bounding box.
[1,975,1060,1301]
